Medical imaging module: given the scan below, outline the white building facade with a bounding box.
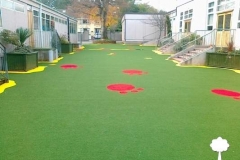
[0,0,78,49]
[122,14,162,43]
[168,0,240,49]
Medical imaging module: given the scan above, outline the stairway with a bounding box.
[158,42,175,54]
[168,45,214,65]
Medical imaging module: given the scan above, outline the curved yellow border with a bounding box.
[0,80,16,94]
[39,57,63,63]
[111,49,129,51]
[168,59,240,74]
[89,48,104,50]
[152,50,171,55]
[8,66,47,74]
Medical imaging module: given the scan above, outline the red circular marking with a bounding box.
[123,70,147,75]
[211,89,240,99]
[107,84,135,92]
[107,84,144,94]
[60,64,79,69]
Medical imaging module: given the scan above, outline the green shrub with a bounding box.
[60,35,69,44]
[93,39,116,44]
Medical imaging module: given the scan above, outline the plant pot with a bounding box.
[61,43,73,53]
[7,51,38,71]
[206,52,240,69]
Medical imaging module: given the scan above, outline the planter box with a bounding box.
[206,52,240,69]
[61,43,73,53]
[7,51,38,71]
[33,48,58,62]
[72,43,81,48]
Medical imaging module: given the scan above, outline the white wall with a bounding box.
[122,14,160,42]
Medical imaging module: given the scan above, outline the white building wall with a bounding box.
[122,14,160,42]
[169,0,240,49]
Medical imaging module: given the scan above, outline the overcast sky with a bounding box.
[137,0,177,11]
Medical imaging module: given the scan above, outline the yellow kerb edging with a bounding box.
[8,66,47,74]
[39,57,63,64]
[110,49,129,51]
[169,59,240,74]
[0,80,16,94]
[69,52,75,55]
[89,48,104,50]
[152,50,171,55]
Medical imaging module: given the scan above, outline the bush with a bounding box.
[60,35,69,44]
[93,39,116,44]
[173,33,202,52]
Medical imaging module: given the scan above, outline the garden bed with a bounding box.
[206,52,240,69]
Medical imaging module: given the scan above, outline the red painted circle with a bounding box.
[211,89,240,99]
[61,64,79,69]
[107,84,135,92]
[107,84,144,94]
[123,70,147,75]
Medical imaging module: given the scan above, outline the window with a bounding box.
[184,9,193,19]
[46,14,50,31]
[207,2,214,30]
[55,17,58,22]
[208,8,213,13]
[180,21,182,27]
[82,19,88,24]
[33,10,39,30]
[209,2,214,7]
[217,0,235,11]
[42,13,48,31]
[238,9,240,28]
[208,26,213,30]
[208,14,213,25]
[15,2,24,12]
[0,10,2,27]
[180,12,183,20]
[2,0,14,9]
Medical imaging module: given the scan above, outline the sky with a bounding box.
[137,0,177,11]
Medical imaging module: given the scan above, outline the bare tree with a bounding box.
[143,14,166,43]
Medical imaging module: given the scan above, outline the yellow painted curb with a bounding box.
[152,50,171,55]
[69,52,75,55]
[110,49,129,51]
[169,59,240,74]
[89,48,104,50]
[0,80,16,94]
[8,66,47,74]
[108,53,115,56]
[39,57,63,64]
[145,58,152,59]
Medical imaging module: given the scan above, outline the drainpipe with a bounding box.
[39,3,43,48]
[67,17,70,42]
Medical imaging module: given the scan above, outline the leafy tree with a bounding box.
[166,15,172,36]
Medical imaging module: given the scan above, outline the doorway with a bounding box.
[216,12,232,47]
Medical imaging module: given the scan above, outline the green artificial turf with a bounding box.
[1,44,240,160]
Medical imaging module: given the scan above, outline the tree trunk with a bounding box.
[100,0,108,39]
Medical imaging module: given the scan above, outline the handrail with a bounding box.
[51,29,61,54]
[143,30,160,40]
[160,32,193,49]
[180,29,216,51]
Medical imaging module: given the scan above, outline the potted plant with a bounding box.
[0,28,38,71]
[60,35,73,53]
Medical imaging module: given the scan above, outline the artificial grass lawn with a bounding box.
[1,44,240,160]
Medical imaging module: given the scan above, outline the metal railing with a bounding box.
[159,32,194,52]
[0,42,8,85]
[51,29,61,55]
[169,29,236,61]
[143,30,161,41]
